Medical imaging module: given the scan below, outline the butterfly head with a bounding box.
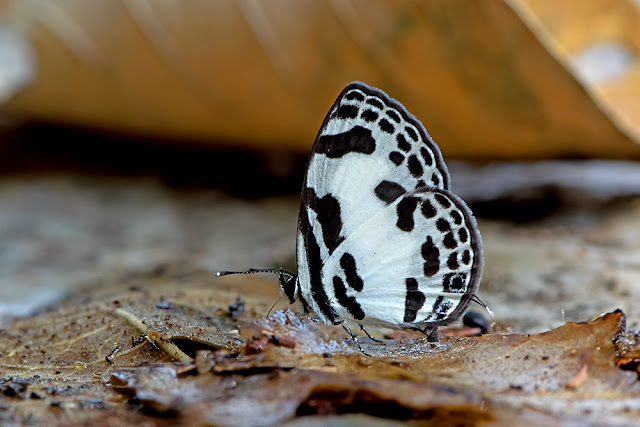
[277,270,298,304]
[217,268,299,305]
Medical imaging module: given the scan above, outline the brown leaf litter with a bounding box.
[0,268,639,425]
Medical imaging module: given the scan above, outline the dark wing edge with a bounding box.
[407,186,484,329]
[338,81,451,190]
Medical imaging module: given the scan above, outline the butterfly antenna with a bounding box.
[471,295,494,317]
[216,268,295,278]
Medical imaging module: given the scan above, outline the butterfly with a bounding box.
[219,81,484,346]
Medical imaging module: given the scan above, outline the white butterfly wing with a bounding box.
[318,188,482,329]
[303,82,450,238]
[296,81,481,328]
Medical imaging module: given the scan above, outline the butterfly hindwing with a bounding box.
[318,187,482,328]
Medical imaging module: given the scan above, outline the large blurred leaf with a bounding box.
[3,0,640,158]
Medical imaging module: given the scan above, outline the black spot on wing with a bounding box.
[458,227,469,243]
[396,134,411,151]
[420,147,433,166]
[336,104,358,119]
[404,278,426,322]
[315,125,376,158]
[443,232,458,249]
[431,174,439,186]
[450,211,463,225]
[433,297,454,320]
[405,126,418,141]
[361,109,378,122]
[421,236,440,276]
[434,194,452,208]
[340,253,363,292]
[386,110,401,123]
[443,273,467,293]
[416,180,426,188]
[374,180,406,204]
[389,151,405,166]
[407,155,423,177]
[379,118,395,133]
[396,196,419,232]
[333,276,365,320]
[299,205,338,323]
[447,252,459,270]
[421,199,437,218]
[304,187,344,254]
[366,98,384,109]
[344,90,365,101]
[436,218,451,233]
[461,250,471,265]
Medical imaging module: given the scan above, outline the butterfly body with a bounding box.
[293,82,483,333]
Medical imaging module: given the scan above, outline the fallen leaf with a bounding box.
[1,267,639,425]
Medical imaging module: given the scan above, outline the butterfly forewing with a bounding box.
[296,81,482,329]
[308,83,449,227]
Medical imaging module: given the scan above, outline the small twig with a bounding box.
[114,307,192,363]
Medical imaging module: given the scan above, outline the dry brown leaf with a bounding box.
[238,308,634,392]
[110,367,558,426]
[4,1,640,158]
[0,268,274,383]
[1,268,639,425]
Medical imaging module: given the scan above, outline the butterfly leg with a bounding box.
[342,322,371,357]
[359,324,383,343]
[422,326,439,342]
